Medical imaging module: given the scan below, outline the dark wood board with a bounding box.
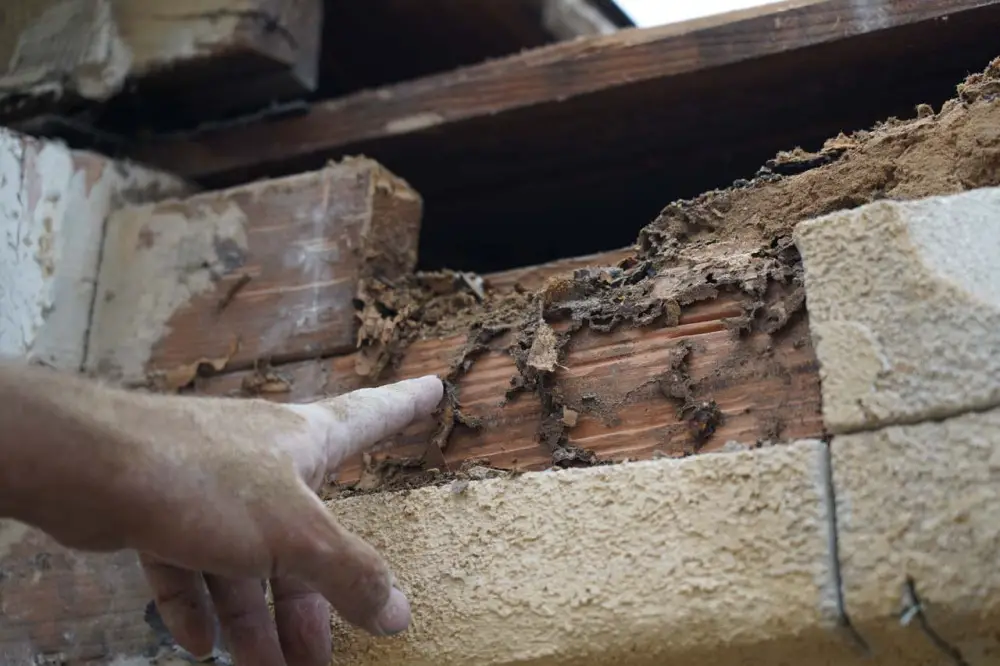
[127,0,1000,272]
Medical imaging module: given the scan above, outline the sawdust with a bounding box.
[349,57,1000,485]
[638,60,1000,261]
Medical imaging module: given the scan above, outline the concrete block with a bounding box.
[795,187,1000,434]
[327,440,844,665]
[86,157,422,387]
[831,407,1000,662]
[0,128,188,370]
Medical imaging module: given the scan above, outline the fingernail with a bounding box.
[401,376,444,412]
[374,586,411,636]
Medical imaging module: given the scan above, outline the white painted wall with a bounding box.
[0,128,188,370]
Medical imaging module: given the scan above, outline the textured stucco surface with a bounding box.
[795,187,1000,434]
[326,440,843,665]
[0,128,187,370]
[832,407,1000,663]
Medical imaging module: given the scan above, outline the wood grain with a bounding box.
[196,251,823,485]
[315,0,631,98]
[0,248,820,663]
[85,157,422,386]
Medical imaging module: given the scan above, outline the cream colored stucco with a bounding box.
[795,187,1000,434]
[325,440,851,665]
[832,407,1000,663]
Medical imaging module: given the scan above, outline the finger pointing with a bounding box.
[295,375,443,468]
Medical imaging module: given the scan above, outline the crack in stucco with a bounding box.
[820,438,873,656]
[900,577,971,666]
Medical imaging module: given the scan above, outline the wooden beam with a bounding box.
[126,0,1000,272]
[310,1,632,100]
[0,0,323,125]
[194,245,823,486]
[129,0,1000,184]
[85,157,422,387]
[189,52,1000,485]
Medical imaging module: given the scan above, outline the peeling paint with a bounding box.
[0,129,188,370]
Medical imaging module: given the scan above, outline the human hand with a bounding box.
[121,377,443,664]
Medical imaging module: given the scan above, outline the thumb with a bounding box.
[277,482,410,636]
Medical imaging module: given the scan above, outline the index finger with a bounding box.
[294,375,443,468]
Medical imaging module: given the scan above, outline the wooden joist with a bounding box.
[128,0,1000,271]
[195,246,823,486]
[85,158,422,386]
[317,0,631,98]
[0,0,323,127]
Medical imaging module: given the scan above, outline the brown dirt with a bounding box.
[351,57,1000,484]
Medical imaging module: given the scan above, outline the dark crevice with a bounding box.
[900,578,971,666]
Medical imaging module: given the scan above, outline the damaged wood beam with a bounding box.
[85,157,422,388]
[0,0,323,127]
[195,244,823,487]
[192,53,1000,489]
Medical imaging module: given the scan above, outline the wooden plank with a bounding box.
[127,0,1000,272]
[128,0,1000,183]
[195,247,823,486]
[312,1,631,100]
[85,157,422,387]
[0,0,323,125]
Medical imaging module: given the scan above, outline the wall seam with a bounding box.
[820,436,872,655]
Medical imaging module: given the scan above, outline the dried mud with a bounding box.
[350,58,1000,491]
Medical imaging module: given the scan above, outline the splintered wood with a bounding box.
[86,157,422,387]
